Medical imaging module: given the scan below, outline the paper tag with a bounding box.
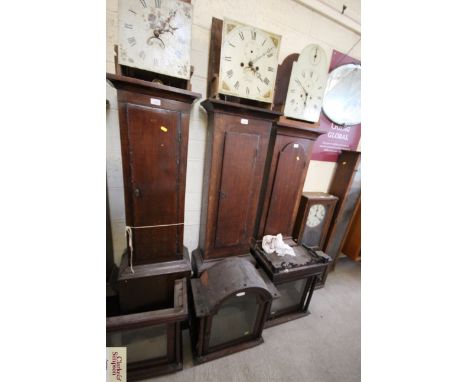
[106,347,127,382]
[240,118,248,125]
[150,98,161,106]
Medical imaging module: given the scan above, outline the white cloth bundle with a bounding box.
[262,234,295,257]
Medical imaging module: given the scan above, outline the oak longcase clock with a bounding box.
[217,19,281,103]
[118,0,193,79]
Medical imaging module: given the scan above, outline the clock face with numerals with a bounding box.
[284,44,329,122]
[118,0,192,79]
[218,19,281,103]
[306,204,326,228]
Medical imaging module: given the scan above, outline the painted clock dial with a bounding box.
[218,19,281,103]
[118,0,192,79]
[306,204,326,228]
[284,44,329,122]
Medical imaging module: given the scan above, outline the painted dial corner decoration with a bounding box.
[322,63,361,126]
[218,18,282,103]
[284,44,329,123]
[306,204,325,228]
[118,0,192,80]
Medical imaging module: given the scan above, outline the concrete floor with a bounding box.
[146,257,360,382]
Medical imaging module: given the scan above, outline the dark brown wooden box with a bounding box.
[116,247,192,314]
[252,240,331,327]
[107,278,188,381]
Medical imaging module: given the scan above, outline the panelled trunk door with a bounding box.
[263,140,308,236]
[127,104,181,263]
[204,113,272,259]
[215,132,260,247]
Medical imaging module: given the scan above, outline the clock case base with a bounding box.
[106,278,188,381]
[116,247,192,315]
[252,240,331,326]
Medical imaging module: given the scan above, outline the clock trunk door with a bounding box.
[126,104,182,264]
[263,140,308,236]
[214,131,260,248]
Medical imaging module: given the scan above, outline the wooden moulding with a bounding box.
[106,278,188,381]
[107,73,201,106]
[189,257,277,364]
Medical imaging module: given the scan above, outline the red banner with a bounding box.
[311,50,361,162]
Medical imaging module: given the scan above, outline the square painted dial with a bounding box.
[118,0,192,79]
[218,19,281,103]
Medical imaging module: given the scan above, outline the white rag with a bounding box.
[262,234,295,257]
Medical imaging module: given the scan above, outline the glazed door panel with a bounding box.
[264,141,308,236]
[127,104,181,263]
[215,131,260,248]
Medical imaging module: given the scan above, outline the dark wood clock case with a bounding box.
[323,150,361,283]
[106,73,200,313]
[191,99,281,275]
[106,278,188,381]
[293,192,338,250]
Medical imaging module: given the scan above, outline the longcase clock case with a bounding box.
[192,99,281,275]
[106,73,200,313]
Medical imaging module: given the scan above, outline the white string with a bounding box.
[125,223,185,274]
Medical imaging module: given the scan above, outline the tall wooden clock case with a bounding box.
[191,18,282,275]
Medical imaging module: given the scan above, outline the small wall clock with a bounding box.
[217,19,281,103]
[293,192,338,250]
[284,44,329,122]
[322,63,361,125]
[118,0,193,80]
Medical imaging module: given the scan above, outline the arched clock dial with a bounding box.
[306,204,326,228]
[218,19,281,103]
[284,44,329,123]
[118,0,192,80]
